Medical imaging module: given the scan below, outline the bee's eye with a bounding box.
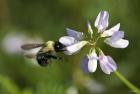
[54,42,65,52]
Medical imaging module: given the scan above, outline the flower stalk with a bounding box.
[114,71,140,94]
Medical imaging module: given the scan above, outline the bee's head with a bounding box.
[54,41,66,52]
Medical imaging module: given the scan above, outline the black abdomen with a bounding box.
[36,52,51,66]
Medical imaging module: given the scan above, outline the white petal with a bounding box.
[87,49,98,72]
[101,23,120,37]
[105,38,129,48]
[65,41,87,55]
[87,21,93,35]
[59,36,77,46]
[66,28,84,40]
[88,59,97,72]
[99,55,110,74]
[109,23,120,31]
[106,31,124,43]
[63,50,80,55]
[100,63,110,74]
[99,55,117,74]
[107,56,117,72]
[94,11,109,32]
[88,58,97,72]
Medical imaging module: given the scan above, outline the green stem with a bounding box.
[114,71,140,94]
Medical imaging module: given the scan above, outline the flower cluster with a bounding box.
[59,11,129,74]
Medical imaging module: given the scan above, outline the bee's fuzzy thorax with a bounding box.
[43,41,55,52]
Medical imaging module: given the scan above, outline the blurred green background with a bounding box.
[0,0,140,94]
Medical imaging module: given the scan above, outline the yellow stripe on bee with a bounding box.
[43,41,55,52]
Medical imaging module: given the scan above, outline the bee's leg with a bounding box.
[50,55,64,61]
[57,57,64,61]
[50,55,57,59]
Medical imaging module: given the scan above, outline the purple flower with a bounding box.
[98,51,117,74]
[104,31,129,48]
[59,28,87,55]
[81,48,98,73]
[94,11,129,48]
[59,11,128,75]
[81,49,117,75]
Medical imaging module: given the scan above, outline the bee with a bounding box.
[21,41,66,66]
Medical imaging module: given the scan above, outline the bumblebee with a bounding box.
[21,41,66,66]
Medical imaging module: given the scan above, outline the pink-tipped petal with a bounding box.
[95,11,109,32]
[106,31,124,43]
[59,36,77,46]
[99,55,117,75]
[101,23,120,37]
[66,28,84,40]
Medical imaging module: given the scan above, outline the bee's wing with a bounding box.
[21,43,43,58]
[24,53,36,58]
[23,47,42,58]
[21,43,44,50]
